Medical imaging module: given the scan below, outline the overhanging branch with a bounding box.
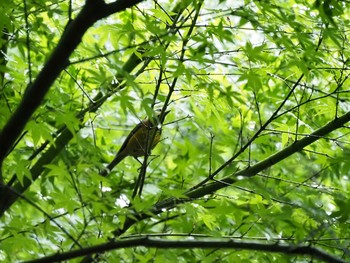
[23,237,346,263]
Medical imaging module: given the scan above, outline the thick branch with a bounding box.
[0,0,144,166]
[186,110,350,198]
[24,237,346,263]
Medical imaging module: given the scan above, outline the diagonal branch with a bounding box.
[188,110,350,197]
[113,110,350,236]
[0,0,144,167]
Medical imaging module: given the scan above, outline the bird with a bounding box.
[101,110,170,176]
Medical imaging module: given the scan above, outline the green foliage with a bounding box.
[0,0,349,262]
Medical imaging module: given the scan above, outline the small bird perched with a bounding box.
[101,110,170,176]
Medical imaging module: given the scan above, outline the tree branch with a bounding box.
[23,237,346,263]
[114,110,350,235]
[0,0,144,166]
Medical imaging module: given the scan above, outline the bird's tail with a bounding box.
[100,153,126,177]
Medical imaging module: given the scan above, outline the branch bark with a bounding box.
[23,237,346,263]
[0,0,144,166]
